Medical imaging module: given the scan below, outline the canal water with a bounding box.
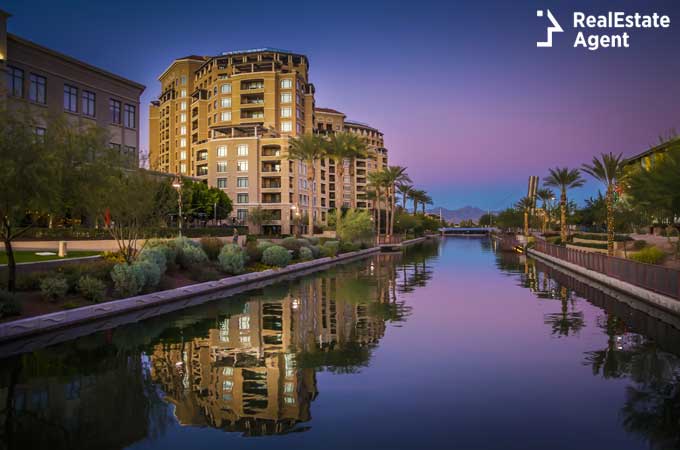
[1,238,679,450]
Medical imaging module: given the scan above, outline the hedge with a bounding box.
[572,233,632,242]
[18,226,248,241]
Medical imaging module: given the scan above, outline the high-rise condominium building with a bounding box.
[0,10,145,166]
[149,48,387,234]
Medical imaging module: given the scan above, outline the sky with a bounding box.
[5,0,680,210]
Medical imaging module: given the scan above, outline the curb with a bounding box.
[0,247,380,344]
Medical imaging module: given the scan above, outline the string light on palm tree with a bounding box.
[172,176,183,237]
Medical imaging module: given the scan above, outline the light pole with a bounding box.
[172,176,183,237]
[291,204,299,237]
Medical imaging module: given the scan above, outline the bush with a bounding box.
[77,276,106,303]
[340,241,360,253]
[321,241,340,258]
[134,260,161,289]
[177,245,209,270]
[57,260,115,293]
[145,238,177,266]
[629,246,666,265]
[102,251,126,264]
[631,240,647,251]
[337,209,374,244]
[309,245,321,258]
[0,290,21,317]
[245,241,263,263]
[262,245,292,267]
[668,227,679,238]
[281,237,306,257]
[200,237,224,260]
[659,228,668,237]
[299,247,313,261]
[138,247,168,274]
[218,244,247,274]
[307,236,320,245]
[257,240,275,252]
[40,276,69,301]
[111,263,144,297]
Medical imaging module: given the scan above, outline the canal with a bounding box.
[1,237,679,450]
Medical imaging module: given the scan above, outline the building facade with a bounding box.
[149,49,388,234]
[0,10,145,166]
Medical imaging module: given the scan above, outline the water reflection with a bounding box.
[0,242,439,448]
[495,248,680,450]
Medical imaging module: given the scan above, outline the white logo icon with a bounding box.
[536,9,564,47]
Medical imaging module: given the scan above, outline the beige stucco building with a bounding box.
[0,10,145,166]
[149,48,388,234]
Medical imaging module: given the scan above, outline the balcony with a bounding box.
[262,177,282,189]
[241,79,264,90]
[262,193,281,204]
[196,164,208,176]
[262,162,281,173]
[241,108,264,120]
[262,145,281,157]
[241,94,264,105]
[196,150,208,161]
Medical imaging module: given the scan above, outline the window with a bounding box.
[180,125,186,135]
[220,84,231,94]
[237,193,249,204]
[217,161,227,172]
[180,112,187,122]
[180,89,187,97]
[281,93,292,103]
[237,160,248,171]
[239,316,250,329]
[281,121,292,132]
[237,177,248,188]
[7,66,24,97]
[180,163,187,173]
[221,111,231,121]
[281,107,291,118]
[110,99,121,124]
[180,138,187,148]
[180,150,187,160]
[124,104,136,128]
[34,127,46,142]
[180,75,187,85]
[217,178,227,189]
[222,380,233,391]
[217,145,227,157]
[220,97,231,108]
[110,143,121,153]
[280,79,292,89]
[81,90,96,117]
[125,146,136,157]
[237,209,248,221]
[237,144,248,156]
[63,84,78,112]
[180,101,187,110]
[29,74,46,104]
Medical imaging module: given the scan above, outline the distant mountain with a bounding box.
[426,206,490,223]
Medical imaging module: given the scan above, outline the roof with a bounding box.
[221,47,298,56]
[345,120,382,133]
[315,107,345,116]
[158,55,209,81]
[7,33,145,92]
[625,137,680,164]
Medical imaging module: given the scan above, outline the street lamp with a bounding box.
[172,176,183,237]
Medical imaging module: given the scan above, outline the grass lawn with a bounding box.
[0,251,101,264]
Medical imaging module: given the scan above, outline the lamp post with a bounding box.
[291,204,300,237]
[172,176,183,237]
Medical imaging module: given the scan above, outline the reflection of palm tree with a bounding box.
[543,296,585,337]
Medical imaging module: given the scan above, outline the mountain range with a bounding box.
[426,206,491,223]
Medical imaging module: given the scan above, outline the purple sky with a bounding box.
[6,0,680,209]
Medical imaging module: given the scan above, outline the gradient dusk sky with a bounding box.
[5,0,680,209]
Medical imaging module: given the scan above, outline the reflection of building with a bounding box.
[0,9,145,167]
[149,274,391,435]
[625,137,680,170]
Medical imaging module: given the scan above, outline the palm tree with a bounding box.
[367,171,385,238]
[410,189,426,214]
[397,183,414,210]
[326,132,368,228]
[515,196,534,237]
[582,152,626,255]
[536,188,555,233]
[381,166,411,236]
[287,134,326,235]
[544,167,585,243]
[420,192,433,214]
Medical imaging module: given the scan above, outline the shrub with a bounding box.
[309,245,321,259]
[200,237,224,261]
[0,290,21,317]
[138,247,168,274]
[668,227,679,237]
[77,276,106,303]
[177,245,209,270]
[631,240,647,251]
[337,209,374,244]
[102,251,126,263]
[134,260,161,289]
[262,245,292,267]
[218,244,247,274]
[340,241,360,253]
[321,241,340,258]
[145,238,177,266]
[659,228,668,237]
[246,241,263,263]
[111,263,144,297]
[629,246,666,265]
[299,247,313,261]
[307,236,320,245]
[281,237,305,257]
[257,240,275,252]
[40,276,69,301]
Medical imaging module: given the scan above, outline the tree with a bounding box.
[337,209,374,244]
[536,188,555,233]
[181,180,232,224]
[367,171,386,238]
[543,167,585,243]
[381,166,411,236]
[420,192,433,214]
[248,207,274,235]
[287,134,326,234]
[515,196,534,237]
[582,152,626,255]
[396,183,414,210]
[410,189,426,215]
[326,132,367,228]
[626,148,680,225]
